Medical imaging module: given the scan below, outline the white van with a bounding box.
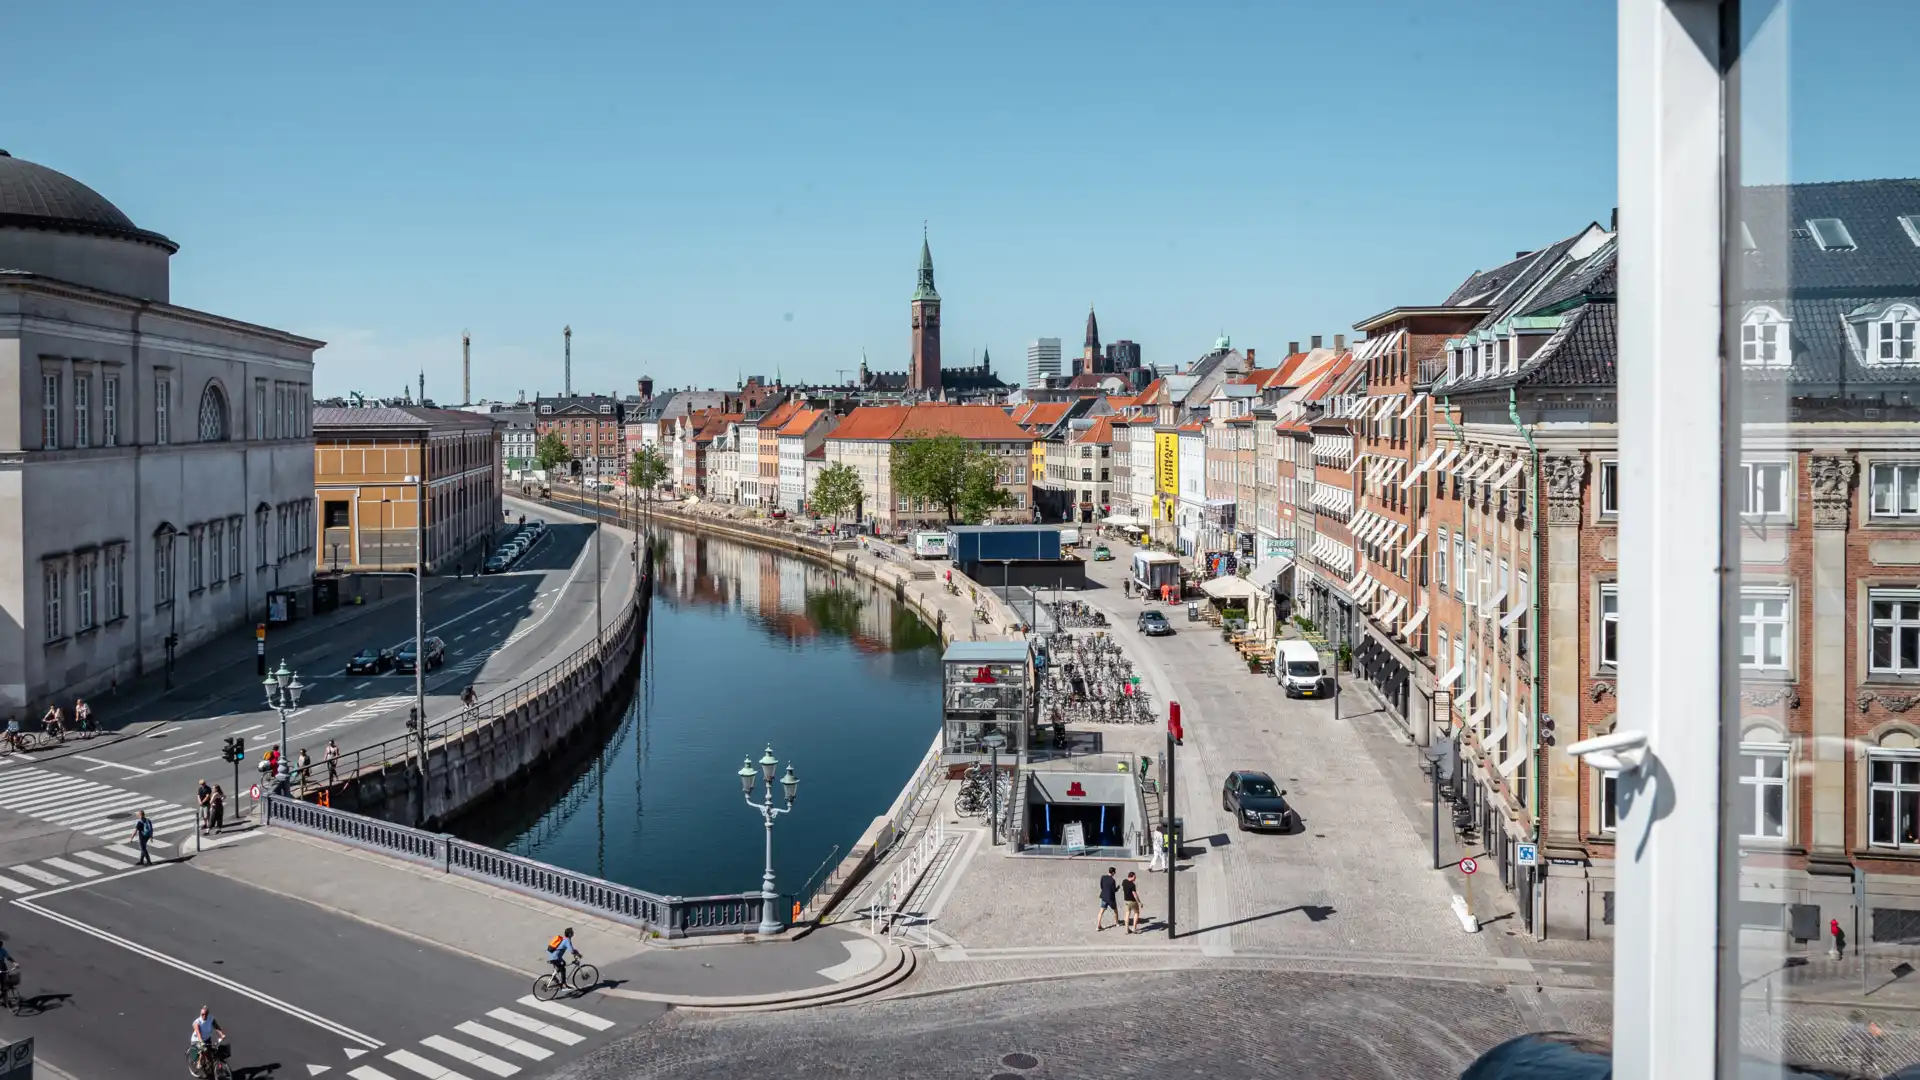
[1276,640,1325,698]
[1059,527,1081,549]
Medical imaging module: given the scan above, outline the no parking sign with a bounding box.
[1458,856,1478,876]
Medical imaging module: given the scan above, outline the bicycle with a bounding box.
[533,953,599,1000]
[189,1039,233,1080]
[0,964,18,1014]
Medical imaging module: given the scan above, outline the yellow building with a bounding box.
[313,406,502,574]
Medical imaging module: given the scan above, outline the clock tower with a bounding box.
[910,227,942,392]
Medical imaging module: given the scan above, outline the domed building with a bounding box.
[0,150,322,707]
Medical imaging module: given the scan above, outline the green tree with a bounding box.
[809,462,864,524]
[957,456,1016,524]
[891,435,973,522]
[629,444,670,491]
[534,431,573,472]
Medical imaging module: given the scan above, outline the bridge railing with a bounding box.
[262,794,770,938]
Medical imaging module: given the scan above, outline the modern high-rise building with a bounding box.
[1026,338,1062,388]
[1105,339,1143,371]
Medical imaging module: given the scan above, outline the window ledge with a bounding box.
[1740,670,1797,685]
[1854,847,1920,863]
[1862,675,1920,689]
[41,635,68,649]
[75,624,100,639]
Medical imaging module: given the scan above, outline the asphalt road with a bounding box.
[11,497,633,817]
[0,858,665,1078]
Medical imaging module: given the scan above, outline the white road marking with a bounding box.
[512,996,613,1030]
[419,1036,518,1077]
[451,1023,550,1061]
[348,1068,399,1080]
[229,724,266,735]
[40,857,99,879]
[483,1009,580,1046]
[354,682,373,691]
[72,850,134,870]
[10,865,65,886]
[15,897,384,1047]
[0,875,31,895]
[382,1049,472,1078]
[77,755,150,775]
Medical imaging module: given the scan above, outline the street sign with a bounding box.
[248,784,261,800]
[0,1036,33,1079]
[1459,856,1479,876]
[1517,843,1539,867]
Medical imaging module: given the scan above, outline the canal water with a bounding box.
[459,526,943,902]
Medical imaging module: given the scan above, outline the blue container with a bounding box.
[947,526,1062,565]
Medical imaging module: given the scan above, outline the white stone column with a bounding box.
[1807,454,1855,859]
[1543,455,1586,846]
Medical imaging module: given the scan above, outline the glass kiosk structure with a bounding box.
[941,641,1034,759]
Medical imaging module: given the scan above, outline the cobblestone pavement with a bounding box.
[553,970,1548,1080]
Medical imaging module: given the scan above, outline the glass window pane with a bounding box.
[1760,785,1784,838]
[1904,761,1920,787]
[1874,789,1896,845]
[1904,790,1920,845]
[1874,626,1895,669]
[1762,755,1786,779]
[1875,759,1895,784]
[1736,784,1758,837]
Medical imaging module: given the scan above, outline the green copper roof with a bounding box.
[913,227,940,302]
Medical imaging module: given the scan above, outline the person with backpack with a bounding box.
[546,928,580,986]
[132,809,154,864]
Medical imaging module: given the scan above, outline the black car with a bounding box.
[345,647,393,675]
[1137,610,1173,636]
[393,636,447,674]
[1222,770,1297,833]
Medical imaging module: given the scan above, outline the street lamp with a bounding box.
[738,745,799,935]
[981,730,1007,846]
[263,659,305,799]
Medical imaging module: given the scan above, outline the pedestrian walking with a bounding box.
[210,786,226,832]
[1095,867,1120,931]
[1122,871,1142,933]
[196,779,213,829]
[132,810,153,864]
[325,739,340,785]
[296,748,311,793]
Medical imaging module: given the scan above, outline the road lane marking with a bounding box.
[4,783,111,813]
[348,1069,399,1080]
[512,996,613,1030]
[354,682,373,691]
[0,776,87,800]
[451,1023,550,1061]
[43,792,158,823]
[229,724,266,735]
[383,1048,474,1078]
[77,755,151,775]
[15,896,384,1047]
[0,875,31,894]
[11,866,65,885]
[482,1009,580,1046]
[419,1036,518,1077]
[39,857,99,879]
[71,850,134,870]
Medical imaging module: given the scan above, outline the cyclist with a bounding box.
[461,685,478,713]
[4,717,21,753]
[72,697,92,736]
[40,705,64,742]
[188,1006,226,1074]
[546,928,579,985]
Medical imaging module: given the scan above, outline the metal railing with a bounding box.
[322,587,644,786]
[262,794,767,937]
[867,816,948,936]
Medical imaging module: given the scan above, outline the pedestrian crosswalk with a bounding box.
[0,842,150,894]
[0,763,198,854]
[349,995,618,1078]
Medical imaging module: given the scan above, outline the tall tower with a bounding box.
[910,226,941,392]
[1082,305,1102,375]
[462,329,471,405]
[563,325,572,397]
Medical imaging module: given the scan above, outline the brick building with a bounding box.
[535,394,625,481]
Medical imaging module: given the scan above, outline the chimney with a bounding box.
[1288,341,1300,355]
[462,330,471,405]
[1611,207,1619,232]
[1310,335,1323,350]
[1245,348,1256,367]
[1334,334,1346,351]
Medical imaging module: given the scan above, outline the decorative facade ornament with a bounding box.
[1860,690,1920,714]
[1589,680,1616,702]
[1741,685,1801,709]
[1809,455,1856,528]
[1543,455,1585,525]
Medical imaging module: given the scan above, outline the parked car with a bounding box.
[1137,610,1173,636]
[483,555,510,574]
[1221,770,1297,833]
[393,636,447,674]
[345,647,393,675]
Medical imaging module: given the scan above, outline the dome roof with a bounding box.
[0,150,177,253]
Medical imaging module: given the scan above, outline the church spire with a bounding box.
[913,223,939,302]
[1085,304,1100,353]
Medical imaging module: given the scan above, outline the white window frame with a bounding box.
[1599,460,1619,517]
[42,561,62,642]
[73,374,89,449]
[103,375,119,447]
[1740,460,1789,518]
[1869,587,1920,675]
[105,546,123,621]
[1599,772,1618,835]
[1737,586,1791,671]
[1875,304,1920,365]
[208,520,223,584]
[40,373,58,450]
[1738,306,1790,368]
[155,377,170,445]
[227,516,243,579]
[1869,750,1920,849]
[188,526,204,591]
[1599,582,1620,668]
[1869,462,1920,520]
[1735,742,1789,841]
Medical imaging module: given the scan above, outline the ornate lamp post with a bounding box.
[263,660,305,796]
[738,745,799,935]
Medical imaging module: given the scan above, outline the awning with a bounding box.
[1344,569,1369,594]
[1455,684,1477,711]
[1399,393,1428,420]
[1500,590,1530,628]
[1489,459,1527,489]
[1469,702,1493,732]
[1486,713,1510,750]
[1479,583,1507,615]
[1400,604,1428,639]
[1201,575,1259,601]
[1353,577,1380,605]
[1438,661,1464,688]
[1401,446,1444,489]
[1247,554,1293,591]
[1498,750,1527,778]
[1434,446,1462,478]
[1103,514,1141,527]
[1377,593,1407,626]
[1400,529,1428,560]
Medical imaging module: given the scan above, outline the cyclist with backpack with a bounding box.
[546,928,578,986]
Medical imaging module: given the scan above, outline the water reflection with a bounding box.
[461,528,942,901]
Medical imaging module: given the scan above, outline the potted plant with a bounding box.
[1337,641,1353,671]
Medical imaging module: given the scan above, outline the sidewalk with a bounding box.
[196,829,905,1008]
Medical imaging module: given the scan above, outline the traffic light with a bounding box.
[221,737,235,763]
[1168,701,1184,745]
[232,736,245,762]
[165,633,178,650]
[1540,713,1556,748]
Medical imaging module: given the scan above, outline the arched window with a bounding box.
[198,383,228,442]
[1740,306,1791,368]
[1876,303,1919,365]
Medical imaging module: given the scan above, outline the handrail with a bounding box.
[262,793,768,937]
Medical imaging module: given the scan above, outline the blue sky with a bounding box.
[1,1,1905,399]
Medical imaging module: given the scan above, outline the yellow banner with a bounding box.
[1154,432,1179,497]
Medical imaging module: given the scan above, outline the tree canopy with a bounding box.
[809,462,864,522]
[629,444,670,490]
[534,431,573,472]
[893,435,1014,524]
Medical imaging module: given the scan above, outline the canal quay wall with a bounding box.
[317,531,652,832]
[550,492,1025,915]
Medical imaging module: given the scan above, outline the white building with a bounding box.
[1026,338,1061,388]
[1177,423,1206,555]
[0,150,321,707]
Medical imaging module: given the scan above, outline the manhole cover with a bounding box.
[991,1074,1026,1080]
[1001,1053,1040,1070]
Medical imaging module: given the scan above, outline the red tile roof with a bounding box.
[824,405,911,442]
[1012,402,1069,429]
[897,404,1032,441]
[1073,417,1115,444]
[756,399,803,431]
[1136,378,1166,403]
[1177,420,1203,432]
[776,407,822,437]
[805,444,826,459]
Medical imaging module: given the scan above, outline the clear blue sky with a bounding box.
[1,1,1904,399]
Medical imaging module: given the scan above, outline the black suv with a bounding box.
[1222,770,1297,833]
[393,636,447,674]
[345,647,393,675]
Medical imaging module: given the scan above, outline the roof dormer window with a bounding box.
[1740,306,1791,369]
[1807,218,1856,251]
[1875,304,1920,365]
